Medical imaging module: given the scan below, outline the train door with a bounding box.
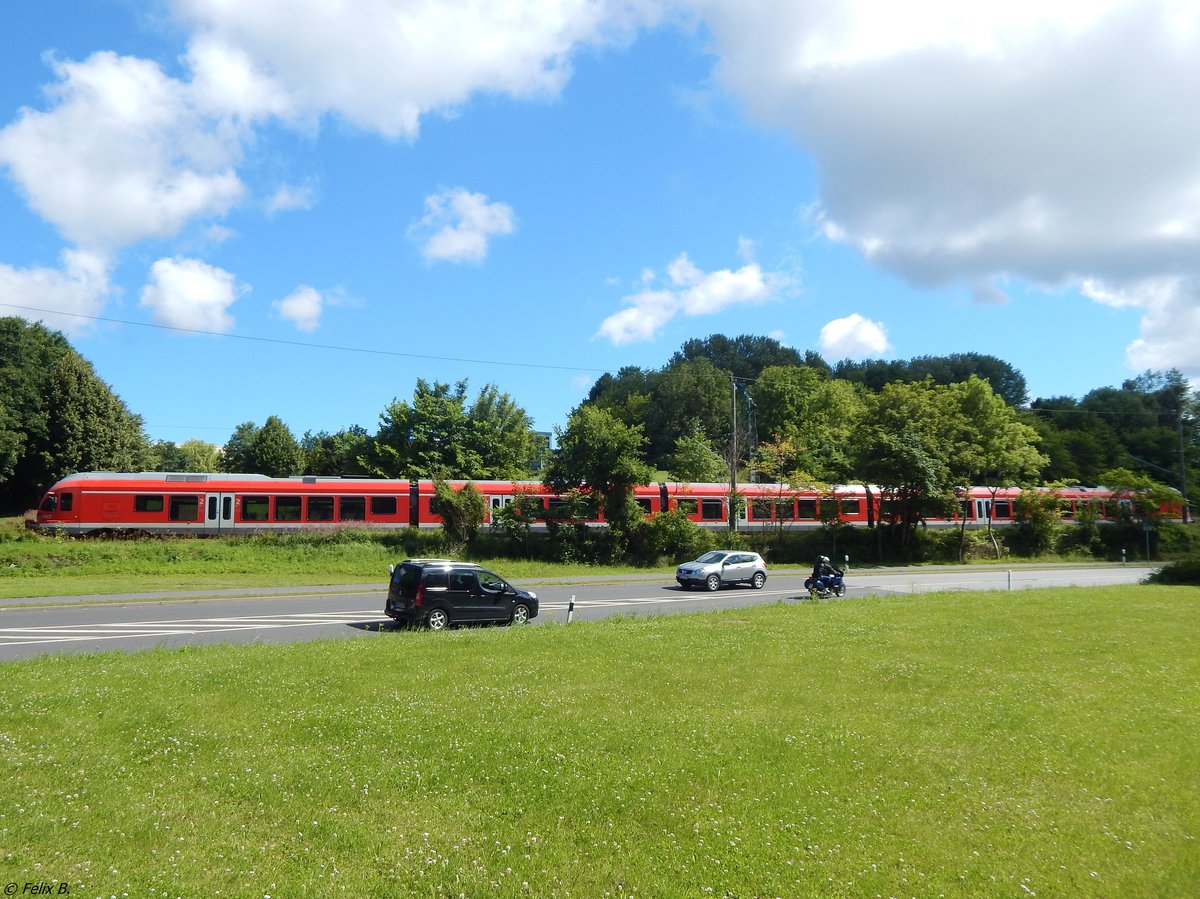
[204,493,236,533]
[974,498,991,522]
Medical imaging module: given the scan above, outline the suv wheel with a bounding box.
[751,572,766,589]
[426,608,450,630]
[511,603,531,625]
[705,574,721,592]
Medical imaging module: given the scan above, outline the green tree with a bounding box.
[667,430,728,483]
[752,367,864,481]
[151,439,221,472]
[545,406,653,547]
[466,383,543,477]
[42,352,151,479]
[1013,486,1063,556]
[947,376,1047,559]
[221,421,259,473]
[0,398,23,486]
[669,334,805,379]
[585,366,654,431]
[250,416,302,477]
[433,480,486,545]
[301,427,372,476]
[643,358,731,468]
[372,379,534,479]
[853,380,962,557]
[0,318,151,510]
[835,352,1028,406]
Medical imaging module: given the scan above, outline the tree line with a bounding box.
[2,318,1196,536]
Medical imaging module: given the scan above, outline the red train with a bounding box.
[29,471,1156,537]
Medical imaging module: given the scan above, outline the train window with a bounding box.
[701,499,724,520]
[274,496,302,521]
[168,495,199,521]
[774,500,796,520]
[241,495,270,521]
[751,500,772,520]
[797,499,817,519]
[339,496,366,521]
[675,499,698,515]
[371,496,398,516]
[134,495,164,513]
[993,500,1012,519]
[514,496,546,520]
[1059,501,1074,520]
[61,492,73,512]
[636,497,652,514]
[40,494,57,512]
[307,497,334,521]
[840,499,860,516]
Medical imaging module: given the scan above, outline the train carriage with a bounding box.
[30,471,1177,536]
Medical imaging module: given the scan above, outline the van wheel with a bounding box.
[705,574,721,592]
[751,572,766,589]
[511,603,531,625]
[426,608,450,630]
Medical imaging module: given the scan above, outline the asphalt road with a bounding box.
[0,564,1159,662]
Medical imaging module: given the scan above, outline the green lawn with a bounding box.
[0,524,663,598]
[2,585,1198,897]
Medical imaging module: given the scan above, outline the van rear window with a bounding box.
[394,565,422,598]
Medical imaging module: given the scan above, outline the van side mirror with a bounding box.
[388,563,394,575]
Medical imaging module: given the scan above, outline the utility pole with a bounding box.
[1179,413,1190,524]
[729,376,738,532]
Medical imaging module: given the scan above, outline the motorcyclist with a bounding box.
[811,555,843,588]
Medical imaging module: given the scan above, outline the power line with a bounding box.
[0,302,614,375]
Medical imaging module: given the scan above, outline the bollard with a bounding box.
[1007,569,1012,591]
[567,595,575,624]
[1121,548,1126,565]
[844,554,850,573]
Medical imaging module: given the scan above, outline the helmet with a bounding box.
[817,555,829,563]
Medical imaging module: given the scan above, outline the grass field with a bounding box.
[0,522,664,599]
[2,585,1198,897]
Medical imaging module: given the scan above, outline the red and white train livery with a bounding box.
[29,471,1151,537]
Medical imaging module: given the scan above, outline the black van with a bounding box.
[385,559,539,630]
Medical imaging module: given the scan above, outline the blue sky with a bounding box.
[1,1,1196,446]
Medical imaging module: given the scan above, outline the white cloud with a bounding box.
[140,257,242,332]
[415,188,516,264]
[818,313,891,360]
[274,285,323,331]
[0,51,245,251]
[266,183,315,214]
[1083,276,1200,374]
[169,0,663,138]
[0,250,111,336]
[596,250,790,345]
[693,0,1200,379]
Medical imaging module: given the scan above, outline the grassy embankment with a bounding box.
[0,518,661,598]
[2,585,1199,897]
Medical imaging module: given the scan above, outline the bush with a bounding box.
[642,510,715,563]
[1145,557,1200,585]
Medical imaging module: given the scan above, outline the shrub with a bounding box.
[1145,557,1200,585]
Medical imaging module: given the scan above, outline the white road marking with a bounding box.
[0,571,1154,649]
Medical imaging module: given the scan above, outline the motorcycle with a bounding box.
[804,572,846,599]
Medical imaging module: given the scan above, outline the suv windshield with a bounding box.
[695,551,728,564]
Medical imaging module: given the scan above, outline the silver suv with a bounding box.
[676,550,768,591]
